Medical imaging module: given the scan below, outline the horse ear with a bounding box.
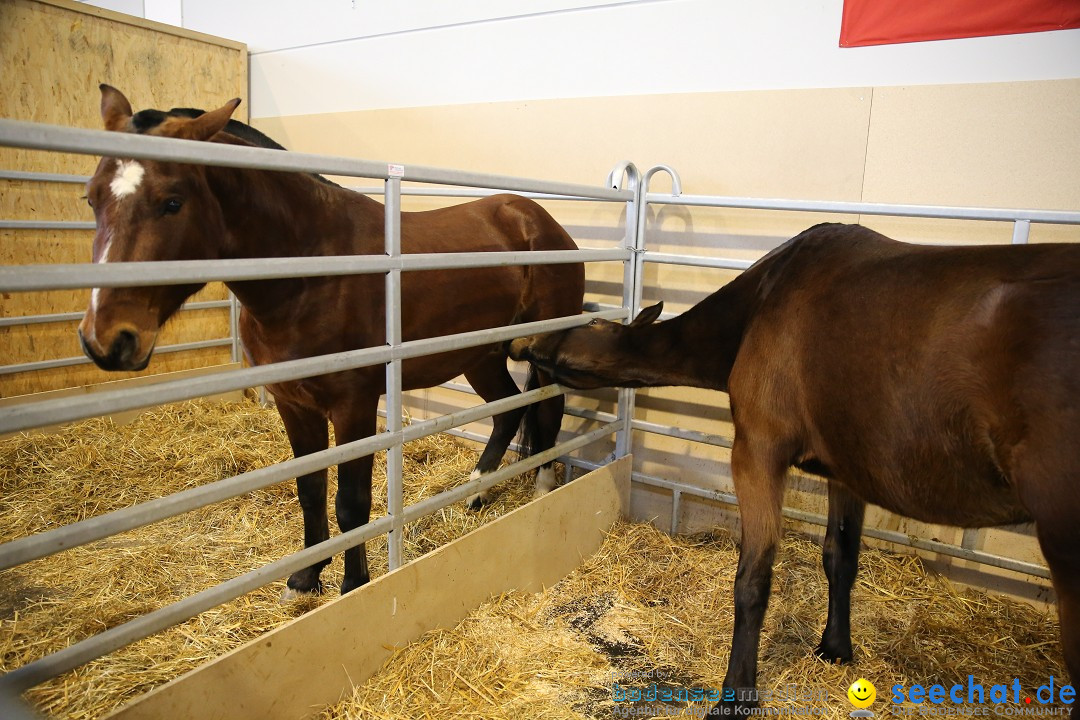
[100,84,133,131]
[630,302,664,327]
[184,98,242,141]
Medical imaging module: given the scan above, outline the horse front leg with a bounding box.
[332,401,378,594]
[713,435,787,716]
[277,401,331,599]
[815,481,866,664]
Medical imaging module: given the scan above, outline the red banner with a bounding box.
[840,0,1080,47]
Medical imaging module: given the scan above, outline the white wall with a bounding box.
[81,0,1080,119]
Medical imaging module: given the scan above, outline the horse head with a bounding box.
[79,85,241,371]
[509,303,665,389]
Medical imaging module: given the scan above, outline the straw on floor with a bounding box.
[320,523,1063,720]
[2,398,1064,719]
[1,397,533,719]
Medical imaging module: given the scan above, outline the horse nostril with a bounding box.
[111,329,139,365]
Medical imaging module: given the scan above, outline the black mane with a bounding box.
[130,107,339,187]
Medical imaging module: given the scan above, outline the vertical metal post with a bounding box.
[1011,219,1031,245]
[384,176,405,570]
[613,163,642,459]
[670,489,682,535]
[228,291,241,364]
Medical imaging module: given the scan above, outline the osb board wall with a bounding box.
[253,78,1079,599]
[0,0,247,398]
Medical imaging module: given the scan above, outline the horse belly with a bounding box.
[830,444,1032,528]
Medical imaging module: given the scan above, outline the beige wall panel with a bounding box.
[861,79,1080,244]
[252,79,1074,601]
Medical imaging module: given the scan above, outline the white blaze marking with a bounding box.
[87,229,114,321]
[110,160,144,199]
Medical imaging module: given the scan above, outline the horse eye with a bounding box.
[83,195,93,209]
[162,198,183,215]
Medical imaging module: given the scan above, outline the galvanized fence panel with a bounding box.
[0,120,638,710]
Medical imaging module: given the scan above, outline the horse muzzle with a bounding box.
[78,326,154,372]
[508,337,534,362]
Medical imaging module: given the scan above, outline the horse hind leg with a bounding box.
[332,401,378,594]
[1013,461,1080,713]
[522,365,565,499]
[815,481,866,664]
[463,355,527,509]
[277,402,332,600]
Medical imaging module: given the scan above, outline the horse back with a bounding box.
[730,224,1080,526]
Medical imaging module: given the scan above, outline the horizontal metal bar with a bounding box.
[0,300,231,329]
[402,420,621,525]
[0,248,628,293]
[346,185,612,202]
[642,252,754,271]
[631,418,733,449]
[0,382,569,573]
[0,309,626,436]
[0,688,40,720]
[0,413,618,694]
[646,192,1080,225]
[0,169,89,184]
[0,338,233,377]
[0,512,394,695]
[0,118,631,201]
[631,472,1050,579]
[0,220,94,230]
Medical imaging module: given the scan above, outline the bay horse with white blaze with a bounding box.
[510,223,1080,715]
[79,85,584,597]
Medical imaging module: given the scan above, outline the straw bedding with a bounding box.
[322,523,1064,720]
[1,397,532,719]
[1,399,1065,719]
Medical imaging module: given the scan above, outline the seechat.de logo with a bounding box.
[849,678,877,717]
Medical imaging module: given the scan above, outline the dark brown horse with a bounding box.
[511,223,1080,715]
[79,85,584,596]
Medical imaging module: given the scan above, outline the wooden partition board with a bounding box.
[107,455,631,720]
[0,0,247,396]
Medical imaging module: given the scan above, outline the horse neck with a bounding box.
[626,264,766,391]
[204,158,383,319]
[636,289,751,391]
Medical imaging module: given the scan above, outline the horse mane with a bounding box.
[130,107,341,187]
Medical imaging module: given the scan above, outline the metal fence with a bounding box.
[0,117,638,716]
[2,116,1080,718]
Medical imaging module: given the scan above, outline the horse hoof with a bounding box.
[466,492,490,511]
[279,585,318,603]
[813,642,853,665]
[532,466,558,499]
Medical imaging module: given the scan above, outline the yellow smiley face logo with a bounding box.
[848,678,876,708]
